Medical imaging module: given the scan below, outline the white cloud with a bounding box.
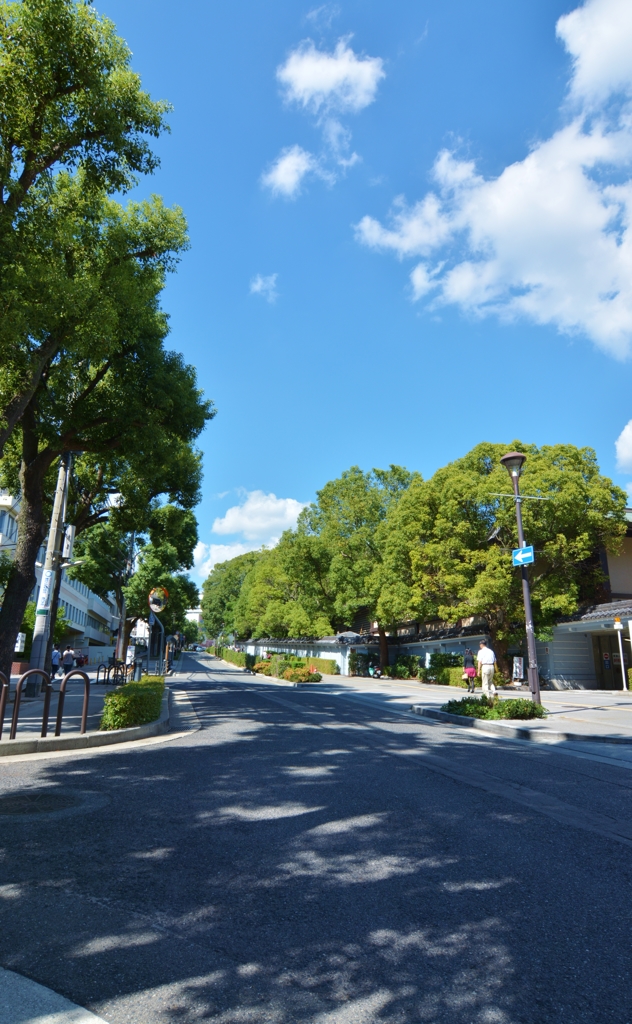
[212,491,306,541]
[557,0,632,106]
[277,38,384,115]
[250,273,278,303]
[615,420,632,471]
[193,491,308,580]
[261,145,317,198]
[263,38,384,198]
[193,541,255,579]
[355,0,632,359]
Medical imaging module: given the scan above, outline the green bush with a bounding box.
[253,660,272,675]
[214,646,255,669]
[306,657,339,675]
[440,695,546,720]
[282,668,323,683]
[100,676,165,731]
[430,652,463,670]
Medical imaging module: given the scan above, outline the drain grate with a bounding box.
[0,791,80,815]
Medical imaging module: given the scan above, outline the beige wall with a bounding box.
[607,537,632,595]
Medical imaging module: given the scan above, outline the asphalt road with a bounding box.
[2,654,632,1024]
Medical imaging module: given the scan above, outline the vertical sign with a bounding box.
[36,569,55,615]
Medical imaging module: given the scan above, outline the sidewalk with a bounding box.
[2,667,114,737]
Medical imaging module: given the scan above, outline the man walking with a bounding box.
[61,645,75,676]
[477,640,497,697]
[51,645,61,678]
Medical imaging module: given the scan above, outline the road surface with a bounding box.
[1,653,632,1023]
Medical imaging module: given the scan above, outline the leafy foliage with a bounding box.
[441,694,546,720]
[201,551,265,637]
[100,675,164,730]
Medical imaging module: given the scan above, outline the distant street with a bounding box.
[2,654,632,1024]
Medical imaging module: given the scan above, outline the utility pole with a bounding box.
[30,453,71,671]
[500,452,542,705]
[115,532,135,663]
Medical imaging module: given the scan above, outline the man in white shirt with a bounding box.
[477,640,497,696]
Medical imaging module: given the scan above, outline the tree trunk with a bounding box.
[378,625,389,669]
[0,415,54,679]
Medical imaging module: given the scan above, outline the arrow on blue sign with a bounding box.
[512,545,534,566]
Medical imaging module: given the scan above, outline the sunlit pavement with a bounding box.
[2,652,632,1023]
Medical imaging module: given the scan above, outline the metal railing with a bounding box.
[0,672,9,739]
[55,670,90,736]
[5,668,91,741]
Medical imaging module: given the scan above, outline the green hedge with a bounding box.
[213,647,255,669]
[441,695,545,720]
[100,676,165,731]
[306,657,339,675]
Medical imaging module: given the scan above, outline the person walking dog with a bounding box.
[477,640,497,697]
[463,648,477,692]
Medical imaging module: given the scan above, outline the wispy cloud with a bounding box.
[262,37,385,199]
[250,272,279,302]
[306,5,340,29]
[356,0,632,359]
[261,145,318,199]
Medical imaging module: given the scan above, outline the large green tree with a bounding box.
[300,465,413,664]
[0,264,213,678]
[233,534,334,640]
[201,550,265,639]
[375,442,627,675]
[0,0,170,453]
[123,541,198,638]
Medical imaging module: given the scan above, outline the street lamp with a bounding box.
[500,452,541,705]
[614,617,628,691]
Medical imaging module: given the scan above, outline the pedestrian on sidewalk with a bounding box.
[477,640,497,697]
[463,648,477,692]
[61,645,75,675]
[51,645,62,677]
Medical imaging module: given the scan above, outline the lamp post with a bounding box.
[500,452,541,705]
[614,617,627,691]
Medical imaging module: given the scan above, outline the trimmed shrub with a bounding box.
[214,647,255,669]
[253,661,272,675]
[100,676,165,731]
[282,668,323,683]
[306,657,339,675]
[440,695,545,720]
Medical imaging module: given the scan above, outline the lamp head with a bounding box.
[500,451,527,478]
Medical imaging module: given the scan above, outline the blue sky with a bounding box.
[99,0,632,580]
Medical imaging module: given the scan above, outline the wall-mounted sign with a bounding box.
[148,587,169,614]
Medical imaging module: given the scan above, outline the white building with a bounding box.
[0,491,119,659]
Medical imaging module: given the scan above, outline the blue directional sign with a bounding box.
[512,545,534,567]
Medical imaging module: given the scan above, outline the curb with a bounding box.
[0,688,171,757]
[411,705,632,745]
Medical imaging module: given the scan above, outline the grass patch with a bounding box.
[100,675,165,731]
[440,695,546,720]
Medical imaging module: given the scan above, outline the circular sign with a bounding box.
[148,586,169,613]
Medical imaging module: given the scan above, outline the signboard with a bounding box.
[512,656,524,681]
[14,632,26,653]
[148,611,156,626]
[62,524,76,560]
[512,545,534,567]
[148,587,168,613]
[36,569,55,615]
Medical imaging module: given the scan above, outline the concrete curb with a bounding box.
[0,966,109,1023]
[412,705,632,744]
[0,688,171,757]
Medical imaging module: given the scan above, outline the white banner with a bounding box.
[36,568,55,613]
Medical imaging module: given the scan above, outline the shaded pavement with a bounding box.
[2,653,632,1023]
